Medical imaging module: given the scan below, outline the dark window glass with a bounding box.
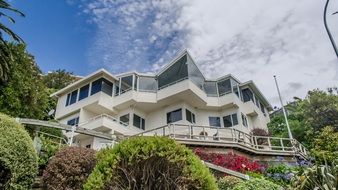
[86,144,91,148]
[134,76,138,90]
[204,81,218,97]
[121,75,133,94]
[217,79,232,96]
[133,114,141,128]
[241,88,254,102]
[120,114,130,125]
[101,78,113,96]
[167,109,182,124]
[192,113,196,123]
[139,76,157,92]
[133,114,145,130]
[223,113,238,127]
[209,117,221,127]
[65,94,71,106]
[232,114,238,125]
[223,115,232,127]
[241,113,248,127]
[91,79,102,95]
[187,56,205,90]
[158,55,188,89]
[67,117,79,126]
[115,83,120,96]
[255,96,260,107]
[79,84,89,101]
[69,90,78,105]
[260,102,265,114]
[186,109,192,123]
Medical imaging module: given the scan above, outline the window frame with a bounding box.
[166,108,182,124]
[223,113,238,128]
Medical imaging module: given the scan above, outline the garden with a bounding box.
[0,112,337,190]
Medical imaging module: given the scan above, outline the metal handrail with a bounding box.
[77,114,129,127]
[157,77,189,90]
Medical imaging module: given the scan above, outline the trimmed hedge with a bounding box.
[42,147,96,190]
[218,176,243,190]
[84,136,217,190]
[233,178,281,190]
[0,113,38,189]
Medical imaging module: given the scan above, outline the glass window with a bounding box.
[223,113,238,127]
[78,84,89,101]
[101,78,113,96]
[204,81,218,97]
[121,75,133,94]
[158,55,188,89]
[241,113,248,127]
[217,79,232,96]
[69,90,78,105]
[209,117,221,127]
[187,56,205,90]
[186,109,195,124]
[241,88,254,102]
[139,76,157,92]
[67,117,79,126]
[91,79,102,95]
[65,94,71,106]
[91,78,113,96]
[133,114,145,130]
[260,102,265,114]
[120,114,130,126]
[114,83,120,96]
[134,75,138,90]
[167,109,182,124]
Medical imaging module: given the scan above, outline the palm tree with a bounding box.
[323,0,338,58]
[0,0,25,84]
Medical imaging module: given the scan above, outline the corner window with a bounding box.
[209,117,221,127]
[167,109,182,124]
[67,117,79,126]
[186,109,196,124]
[69,90,78,105]
[65,94,71,106]
[91,78,113,96]
[223,113,238,127]
[217,79,232,96]
[133,114,145,130]
[241,88,254,102]
[259,102,265,114]
[78,84,89,101]
[120,114,130,126]
[241,113,248,127]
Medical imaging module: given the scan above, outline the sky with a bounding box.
[7,0,338,106]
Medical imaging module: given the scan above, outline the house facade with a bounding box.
[51,50,272,150]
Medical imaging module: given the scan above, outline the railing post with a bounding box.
[163,127,165,136]
[173,124,176,139]
[189,125,192,139]
[267,137,271,150]
[280,139,284,151]
[203,126,206,140]
[217,128,220,141]
[254,136,258,149]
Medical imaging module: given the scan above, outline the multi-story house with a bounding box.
[51,50,276,152]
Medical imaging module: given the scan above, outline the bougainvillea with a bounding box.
[194,148,267,174]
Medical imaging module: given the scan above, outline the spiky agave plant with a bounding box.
[293,160,337,190]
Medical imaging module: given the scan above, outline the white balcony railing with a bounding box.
[133,124,308,158]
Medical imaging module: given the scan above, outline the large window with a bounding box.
[91,78,113,96]
[69,90,78,105]
[217,79,232,96]
[67,117,79,126]
[187,56,205,90]
[78,84,89,101]
[120,114,130,126]
[209,117,221,127]
[204,81,218,97]
[133,114,145,130]
[241,113,248,127]
[167,109,182,124]
[158,55,188,89]
[139,76,157,92]
[259,102,265,114]
[65,94,71,106]
[185,109,196,124]
[241,88,254,102]
[223,113,238,127]
[121,75,133,94]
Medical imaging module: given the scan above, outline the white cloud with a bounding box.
[80,0,338,106]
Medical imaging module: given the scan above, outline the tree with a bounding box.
[311,126,338,164]
[0,0,25,83]
[43,69,78,90]
[0,43,49,119]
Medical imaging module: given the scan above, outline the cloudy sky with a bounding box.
[11,0,338,106]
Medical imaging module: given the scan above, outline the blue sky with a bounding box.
[6,0,338,105]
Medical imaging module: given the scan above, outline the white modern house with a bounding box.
[51,50,307,159]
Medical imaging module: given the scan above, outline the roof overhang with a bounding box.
[50,69,118,98]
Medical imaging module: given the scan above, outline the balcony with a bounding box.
[77,114,143,136]
[133,124,308,159]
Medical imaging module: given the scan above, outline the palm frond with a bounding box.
[0,23,23,43]
[0,12,15,23]
[0,0,25,17]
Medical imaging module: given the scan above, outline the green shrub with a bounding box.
[218,176,243,190]
[42,147,96,190]
[84,136,217,190]
[38,135,65,170]
[0,113,38,189]
[233,178,281,190]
